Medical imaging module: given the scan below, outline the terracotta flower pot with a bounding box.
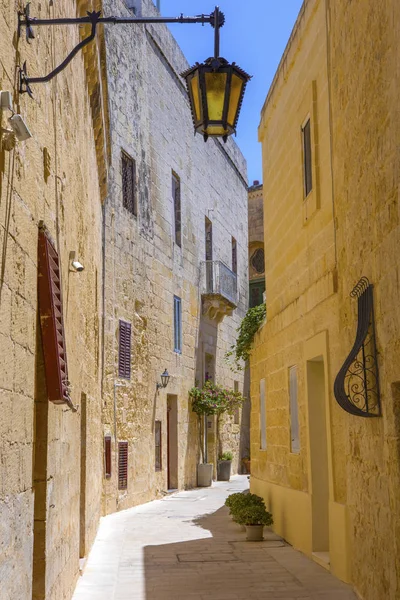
[245,524,264,541]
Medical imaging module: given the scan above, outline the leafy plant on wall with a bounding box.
[225,303,266,371]
[189,381,245,462]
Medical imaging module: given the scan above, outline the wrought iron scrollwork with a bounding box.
[334,277,381,417]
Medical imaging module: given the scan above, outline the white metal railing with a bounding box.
[202,260,238,305]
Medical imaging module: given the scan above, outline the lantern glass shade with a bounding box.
[190,74,201,122]
[161,369,170,388]
[182,57,251,142]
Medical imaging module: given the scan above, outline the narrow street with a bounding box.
[72,476,357,600]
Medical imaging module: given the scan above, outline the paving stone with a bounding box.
[72,475,357,600]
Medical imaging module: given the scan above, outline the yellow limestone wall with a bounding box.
[251,0,350,585]
[252,0,400,597]
[0,1,108,599]
[327,0,400,598]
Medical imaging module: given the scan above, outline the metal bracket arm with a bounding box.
[17,4,225,96]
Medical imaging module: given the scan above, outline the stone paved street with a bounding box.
[72,476,357,600]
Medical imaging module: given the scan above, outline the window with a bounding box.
[155,421,162,471]
[118,441,128,490]
[118,320,131,379]
[122,150,137,216]
[232,237,237,274]
[234,380,240,425]
[172,172,181,247]
[205,217,213,261]
[104,436,112,478]
[289,366,300,453]
[249,279,266,308]
[302,119,312,197]
[260,379,267,450]
[251,248,265,275]
[173,296,182,353]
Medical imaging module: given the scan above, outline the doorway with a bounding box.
[307,357,330,562]
[79,392,87,559]
[167,395,178,490]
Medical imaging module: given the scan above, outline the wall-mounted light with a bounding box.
[0,90,32,151]
[156,369,170,390]
[17,5,250,141]
[181,7,251,142]
[69,251,84,272]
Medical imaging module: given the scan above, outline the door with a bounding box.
[167,395,178,490]
[307,357,330,558]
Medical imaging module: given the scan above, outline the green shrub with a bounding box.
[225,492,265,520]
[235,503,273,527]
[219,451,233,461]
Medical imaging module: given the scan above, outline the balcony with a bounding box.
[201,260,238,321]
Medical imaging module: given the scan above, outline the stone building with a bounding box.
[248,180,265,308]
[250,0,400,598]
[0,2,109,599]
[101,0,249,513]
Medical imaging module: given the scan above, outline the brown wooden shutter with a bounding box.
[104,436,112,478]
[122,151,137,216]
[118,441,128,490]
[118,320,131,379]
[38,222,70,404]
[172,172,181,247]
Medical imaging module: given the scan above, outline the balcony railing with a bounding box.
[202,260,238,307]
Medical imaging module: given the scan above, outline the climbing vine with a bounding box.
[225,303,266,371]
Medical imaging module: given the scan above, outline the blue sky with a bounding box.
[161,0,304,184]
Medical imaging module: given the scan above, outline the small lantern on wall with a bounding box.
[181,7,251,142]
[156,369,170,390]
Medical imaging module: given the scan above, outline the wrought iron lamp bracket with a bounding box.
[17,3,225,98]
[333,277,381,417]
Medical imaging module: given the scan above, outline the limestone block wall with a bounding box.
[248,183,265,283]
[0,1,107,598]
[250,0,349,583]
[101,0,248,513]
[327,0,400,597]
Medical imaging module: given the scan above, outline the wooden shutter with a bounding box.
[38,222,70,404]
[118,441,128,489]
[122,151,137,216]
[172,173,181,247]
[118,320,131,379]
[231,237,237,274]
[104,436,112,478]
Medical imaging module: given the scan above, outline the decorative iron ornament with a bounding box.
[334,277,381,417]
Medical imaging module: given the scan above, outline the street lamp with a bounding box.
[181,7,251,142]
[17,4,250,141]
[156,369,170,390]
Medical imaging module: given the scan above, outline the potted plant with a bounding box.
[235,501,273,541]
[189,381,245,486]
[217,451,233,481]
[189,382,216,487]
[225,492,265,523]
